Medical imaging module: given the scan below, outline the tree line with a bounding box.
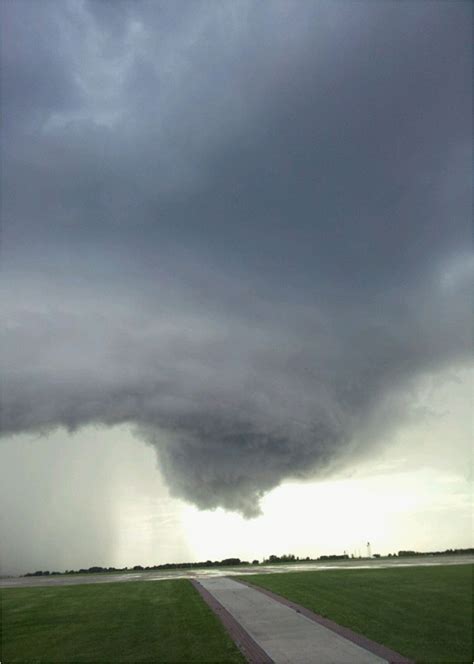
[23,547,473,577]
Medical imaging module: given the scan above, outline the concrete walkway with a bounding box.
[198,577,388,664]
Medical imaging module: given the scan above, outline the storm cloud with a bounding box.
[1,0,472,516]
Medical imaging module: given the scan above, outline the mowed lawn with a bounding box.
[239,563,473,663]
[1,579,244,663]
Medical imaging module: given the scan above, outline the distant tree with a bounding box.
[252,559,259,565]
[220,558,241,565]
[265,553,298,564]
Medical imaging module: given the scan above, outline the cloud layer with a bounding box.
[1,1,472,515]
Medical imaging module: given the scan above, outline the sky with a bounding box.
[0,0,472,576]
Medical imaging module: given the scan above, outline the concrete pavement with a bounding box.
[198,577,389,664]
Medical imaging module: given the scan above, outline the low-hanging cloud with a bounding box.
[1,0,472,516]
[2,257,471,516]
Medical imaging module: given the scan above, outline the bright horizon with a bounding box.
[2,365,472,576]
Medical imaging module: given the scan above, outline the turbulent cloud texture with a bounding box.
[1,1,472,515]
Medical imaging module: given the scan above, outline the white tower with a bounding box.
[367,541,372,558]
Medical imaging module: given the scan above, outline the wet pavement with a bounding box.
[1,555,472,589]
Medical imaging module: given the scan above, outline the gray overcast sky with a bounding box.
[1,1,472,573]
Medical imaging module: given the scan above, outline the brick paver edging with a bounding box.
[237,579,413,664]
[190,579,273,664]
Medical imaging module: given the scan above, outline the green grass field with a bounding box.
[1,579,244,663]
[238,563,473,663]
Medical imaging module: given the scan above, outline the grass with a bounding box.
[238,563,473,663]
[1,579,245,663]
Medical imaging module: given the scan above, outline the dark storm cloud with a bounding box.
[1,1,472,515]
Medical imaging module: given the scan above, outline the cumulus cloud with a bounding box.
[1,0,471,516]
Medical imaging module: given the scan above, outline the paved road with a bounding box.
[1,555,472,588]
[199,577,387,664]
